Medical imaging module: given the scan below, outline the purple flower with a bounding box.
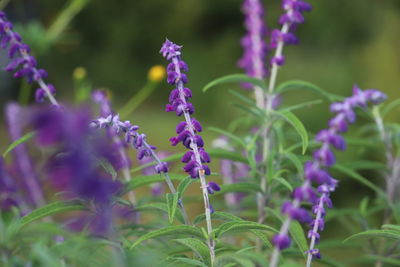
[0,11,58,105]
[207,182,221,195]
[238,0,269,84]
[272,234,291,250]
[160,39,213,180]
[91,114,167,174]
[272,86,387,264]
[269,0,312,68]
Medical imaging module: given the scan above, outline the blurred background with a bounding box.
[1,0,400,264]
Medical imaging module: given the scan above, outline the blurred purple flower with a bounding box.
[5,103,45,207]
[238,0,269,88]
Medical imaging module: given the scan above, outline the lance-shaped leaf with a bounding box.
[203,74,267,92]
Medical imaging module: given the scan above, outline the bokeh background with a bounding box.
[1,0,400,264]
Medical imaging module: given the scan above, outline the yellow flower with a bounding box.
[73,66,87,80]
[148,65,165,82]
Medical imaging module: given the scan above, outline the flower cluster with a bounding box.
[90,114,168,174]
[272,86,387,258]
[0,11,57,105]
[269,0,312,66]
[238,0,268,81]
[160,39,215,182]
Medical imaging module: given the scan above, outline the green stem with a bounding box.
[118,81,157,118]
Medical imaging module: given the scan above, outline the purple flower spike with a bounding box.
[0,11,58,105]
[160,39,211,179]
[161,39,215,256]
[238,0,269,84]
[271,86,387,267]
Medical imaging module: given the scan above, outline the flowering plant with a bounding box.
[0,1,399,266]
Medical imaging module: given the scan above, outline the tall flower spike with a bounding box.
[269,86,387,267]
[305,86,386,267]
[238,0,269,108]
[90,113,190,224]
[0,11,58,105]
[266,0,311,111]
[160,39,218,264]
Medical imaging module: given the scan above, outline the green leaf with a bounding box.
[359,197,369,217]
[382,98,400,118]
[214,221,277,238]
[250,230,272,248]
[166,193,179,224]
[208,149,248,164]
[232,102,264,118]
[134,202,185,224]
[123,173,187,193]
[208,127,246,148]
[20,201,86,228]
[272,177,293,192]
[278,99,323,113]
[216,253,255,267]
[3,131,36,158]
[289,220,309,255]
[129,225,204,249]
[177,177,195,199]
[193,211,243,225]
[174,238,211,266]
[341,160,387,171]
[168,257,208,267]
[381,224,400,232]
[96,157,117,180]
[215,183,260,195]
[275,80,342,102]
[333,164,384,195]
[274,110,309,154]
[343,229,400,243]
[283,152,304,177]
[203,74,267,92]
[361,255,400,266]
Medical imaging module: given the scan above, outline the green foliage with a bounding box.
[203,74,267,92]
[166,193,179,224]
[273,110,309,154]
[275,80,342,102]
[2,131,36,158]
[343,229,400,243]
[20,201,86,228]
[129,225,205,250]
[174,238,211,266]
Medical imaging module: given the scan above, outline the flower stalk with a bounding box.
[161,39,218,265]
